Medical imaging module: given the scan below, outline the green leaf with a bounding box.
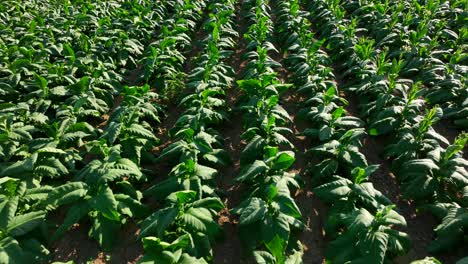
[191,197,224,211]
[180,209,208,233]
[156,141,188,161]
[319,126,333,141]
[253,250,276,263]
[314,178,352,202]
[271,151,295,171]
[144,177,180,200]
[7,211,46,236]
[0,177,18,186]
[386,229,411,255]
[285,247,304,264]
[360,231,388,263]
[104,122,122,144]
[167,190,197,205]
[276,195,302,219]
[33,73,48,90]
[115,194,149,218]
[265,235,286,263]
[238,197,267,226]
[236,160,268,182]
[0,197,18,231]
[89,186,120,221]
[369,117,396,136]
[0,177,20,197]
[241,135,266,164]
[381,209,407,226]
[195,164,218,180]
[411,257,442,264]
[89,213,120,251]
[42,182,87,211]
[203,149,231,166]
[0,237,26,263]
[139,207,178,238]
[444,133,468,160]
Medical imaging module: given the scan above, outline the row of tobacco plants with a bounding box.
[277,0,414,263]
[1,0,466,263]
[304,0,468,262]
[231,0,304,262]
[0,0,210,263]
[137,0,237,262]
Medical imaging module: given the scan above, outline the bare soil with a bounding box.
[50,219,142,264]
[213,3,248,262]
[282,90,328,264]
[270,3,328,261]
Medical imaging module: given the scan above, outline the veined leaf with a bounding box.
[236,160,268,182]
[89,186,120,221]
[139,207,178,238]
[7,211,46,237]
[237,197,267,226]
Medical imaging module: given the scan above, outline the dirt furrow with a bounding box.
[213,2,248,262]
[269,1,328,261]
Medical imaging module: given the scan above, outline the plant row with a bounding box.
[0,0,189,262]
[305,0,468,257]
[230,0,305,262]
[320,0,467,128]
[137,0,237,262]
[276,1,412,263]
[343,0,467,128]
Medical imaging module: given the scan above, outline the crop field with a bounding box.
[1,0,467,263]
